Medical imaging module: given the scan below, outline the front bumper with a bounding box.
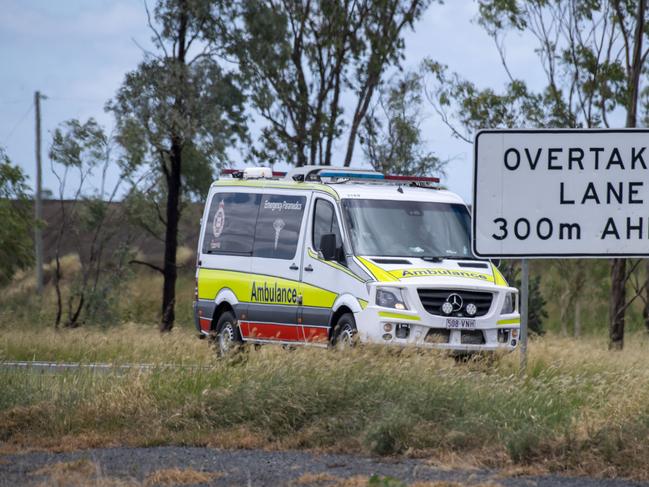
[356,283,520,352]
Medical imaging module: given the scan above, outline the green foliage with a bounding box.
[231,0,435,166]
[361,72,445,176]
[50,119,108,169]
[422,59,574,141]
[108,1,247,201]
[0,149,33,284]
[48,119,135,327]
[499,261,548,334]
[368,476,407,487]
[423,0,643,139]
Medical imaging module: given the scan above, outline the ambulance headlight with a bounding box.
[501,293,516,314]
[376,287,408,310]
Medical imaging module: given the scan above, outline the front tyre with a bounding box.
[215,311,243,357]
[333,313,358,349]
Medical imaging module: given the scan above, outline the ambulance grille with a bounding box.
[417,289,493,317]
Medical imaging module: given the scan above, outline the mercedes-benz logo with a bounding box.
[446,293,463,312]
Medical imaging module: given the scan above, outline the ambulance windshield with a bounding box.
[342,199,473,258]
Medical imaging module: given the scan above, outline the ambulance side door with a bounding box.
[300,194,348,342]
[244,189,310,343]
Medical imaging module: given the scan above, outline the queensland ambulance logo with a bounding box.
[212,200,225,238]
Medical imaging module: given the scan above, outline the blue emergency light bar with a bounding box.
[318,171,385,180]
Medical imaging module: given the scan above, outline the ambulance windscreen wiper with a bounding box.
[443,255,481,261]
[421,256,443,262]
[421,255,480,261]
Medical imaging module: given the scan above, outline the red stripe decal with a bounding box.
[239,321,303,341]
[303,327,329,342]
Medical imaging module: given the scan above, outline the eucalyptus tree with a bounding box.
[424,0,649,349]
[49,119,134,327]
[0,148,32,285]
[108,0,247,331]
[361,72,445,176]
[230,0,433,167]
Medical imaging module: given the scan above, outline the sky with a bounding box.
[0,0,543,203]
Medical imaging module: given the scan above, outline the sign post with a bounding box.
[473,129,649,372]
[519,259,529,373]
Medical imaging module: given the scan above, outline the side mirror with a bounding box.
[319,233,337,261]
[491,259,501,267]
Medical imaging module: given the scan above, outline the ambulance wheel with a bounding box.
[334,313,358,349]
[215,311,243,357]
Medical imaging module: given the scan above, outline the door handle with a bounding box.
[304,264,314,272]
[289,263,299,270]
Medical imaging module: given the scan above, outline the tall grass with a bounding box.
[2,326,649,479]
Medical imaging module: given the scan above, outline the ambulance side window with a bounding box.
[312,199,342,253]
[253,194,306,260]
[202,192,261,255]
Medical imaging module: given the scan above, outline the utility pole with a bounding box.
[34,91,44,295]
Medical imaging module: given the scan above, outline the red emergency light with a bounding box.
[384,174,440,183]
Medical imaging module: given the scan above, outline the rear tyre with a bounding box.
[214,311,243,357]
[333,313,358,349]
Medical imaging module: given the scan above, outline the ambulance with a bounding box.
[193,166,520,356]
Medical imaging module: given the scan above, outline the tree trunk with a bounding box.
[343,82,377,166]
[161,145,182,332]
[608,0,645,349]
[609,258,626,350]
[574,299,581,337]
[160,3,187,332]
[559,299,568,337]
[645,261,649,333]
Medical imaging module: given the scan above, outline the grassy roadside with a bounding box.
[2,326,649,480]
[0,322,211,364]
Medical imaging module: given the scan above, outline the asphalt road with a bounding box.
[1,447,647,487]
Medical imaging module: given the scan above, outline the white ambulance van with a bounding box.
[193,166,520,355]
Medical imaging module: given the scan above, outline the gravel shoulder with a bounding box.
[1,447,647,487]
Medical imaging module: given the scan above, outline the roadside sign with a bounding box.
[473,129,649,258]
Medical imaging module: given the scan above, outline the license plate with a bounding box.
[445,318,476,329]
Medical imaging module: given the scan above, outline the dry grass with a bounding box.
[411,483,503,487]
[32,458,97,478]
[291,474,506,487]
[30,460,221,487]
[143,467,222,485]
[293,472,340,485]
[3,326,649,480]
[31,459,140,487]
[0,321,212,364]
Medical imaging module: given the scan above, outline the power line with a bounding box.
[2,102,33,146]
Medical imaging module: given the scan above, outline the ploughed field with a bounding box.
[2,323,649,481]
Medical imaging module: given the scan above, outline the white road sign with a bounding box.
[473,129,649,257]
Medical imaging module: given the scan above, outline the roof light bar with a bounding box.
[318,171,385,180]
[384,174,440,183]
[221,168,286,178]
[318,169,440,184]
